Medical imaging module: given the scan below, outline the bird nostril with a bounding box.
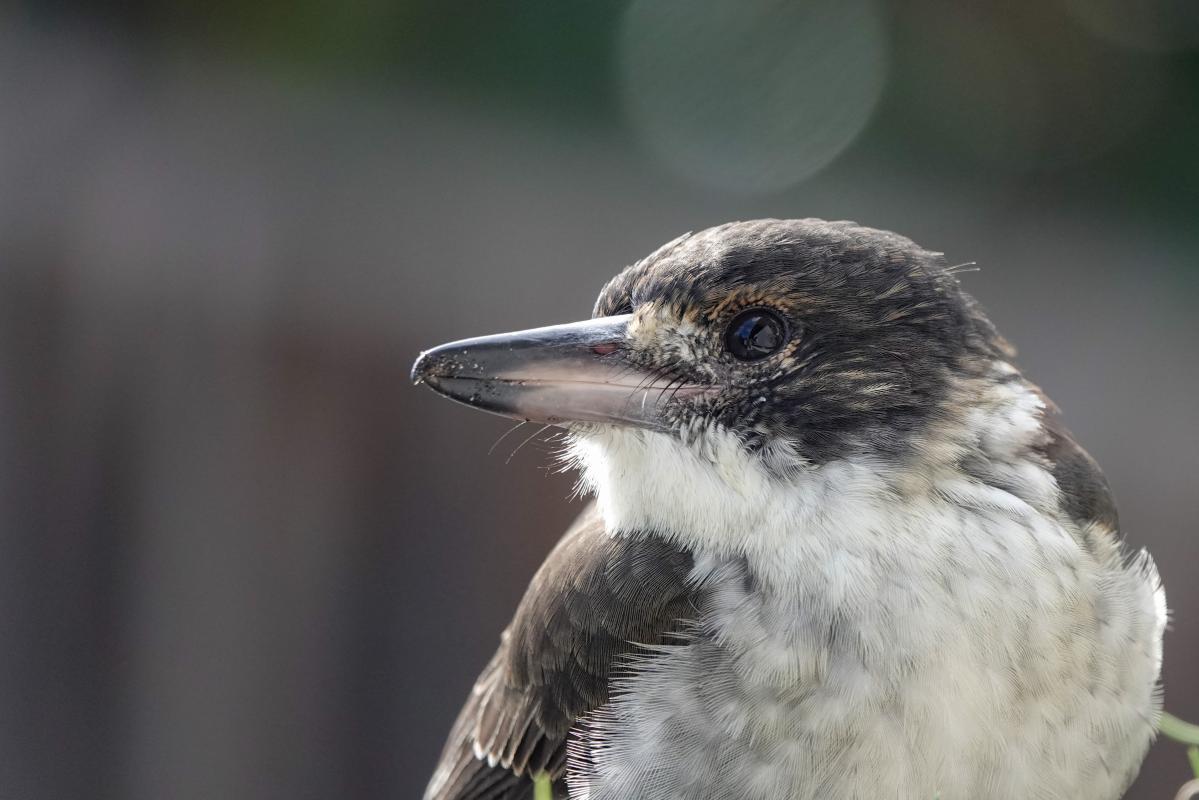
[591,343,620,356]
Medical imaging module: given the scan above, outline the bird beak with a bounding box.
[411,314,709,429]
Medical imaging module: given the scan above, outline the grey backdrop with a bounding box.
[1,11,1197,800]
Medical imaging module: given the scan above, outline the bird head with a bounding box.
[412,219,1022,536]
[413,218,1011,459]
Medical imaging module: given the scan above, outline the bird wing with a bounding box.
[424,503,697,800]
[1036,410,1120,535]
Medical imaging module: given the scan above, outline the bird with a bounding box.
[410,219,1166,800]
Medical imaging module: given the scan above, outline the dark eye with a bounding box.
[725,309,787,361]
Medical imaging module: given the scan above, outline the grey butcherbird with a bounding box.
[411,219,1166,800]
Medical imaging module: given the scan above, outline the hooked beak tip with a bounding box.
[410,350,433,386]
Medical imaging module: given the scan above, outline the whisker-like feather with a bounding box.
[506,424,554,464]
[488,421,529,456]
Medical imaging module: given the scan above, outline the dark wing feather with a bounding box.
[1039,416,1119,534]
[424,503,696,800]
[1033,408,1125,569]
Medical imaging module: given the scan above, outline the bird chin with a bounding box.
[563,421,781,535]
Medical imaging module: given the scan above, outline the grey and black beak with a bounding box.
[411,315,709,429]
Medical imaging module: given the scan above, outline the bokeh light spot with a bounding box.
[618,0,887,194]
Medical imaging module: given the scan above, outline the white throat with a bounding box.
[570,426,887,540]
[566,371,1062,589]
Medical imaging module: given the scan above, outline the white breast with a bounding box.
[565,422,1166,800]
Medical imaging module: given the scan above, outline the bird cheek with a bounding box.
[628,311,705,363]
[695,392,751,428]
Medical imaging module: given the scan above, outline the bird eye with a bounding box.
[725,309,787,361]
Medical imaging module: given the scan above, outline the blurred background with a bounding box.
[1,0,1197,798]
